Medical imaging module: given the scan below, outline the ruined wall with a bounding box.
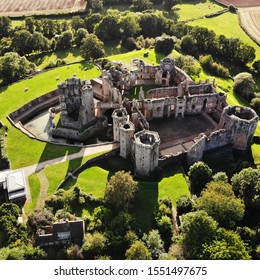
[186,134,207,165]
[8,90,58,124]
[51,117,107,141]
[204,129,231,151]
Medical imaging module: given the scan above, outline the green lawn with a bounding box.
[187,12,260,61]
[71,166,109,197]
[25,152,107,214]
[0,62,100,168]
[135,163,189,232]
[176,0,224,21]
[29,48,83,69]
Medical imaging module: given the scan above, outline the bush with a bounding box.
[155,36,175,55]
[199,54,229,78]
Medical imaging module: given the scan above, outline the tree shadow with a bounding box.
[155,51,165,64]
[134,181,159,233]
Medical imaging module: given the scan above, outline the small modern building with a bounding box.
[36,220,85,246]
[0,170,27,203]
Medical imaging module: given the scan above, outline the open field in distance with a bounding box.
[0,0,87,16]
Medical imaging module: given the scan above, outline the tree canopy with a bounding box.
[196,181,245,228]
[180,210,218,259]
[0,52,35,84]
[188,161,213,196]
[202,228,251,260]
[125,240,152,260]
[104,171,138,211]
[80,34,105,61]
[231,167,260,209]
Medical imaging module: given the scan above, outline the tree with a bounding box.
[155,36,175,55]
[253,60,260,72]
[94,14,121,41]
[175,55,201,79]
[29,32,49,53]
[71,16,85,31]
[125,240,152,260]
[188,161,212,196]
[80,34,105,61]
[66,244,84,260]
[212,171,228,183]
[231,167,260,209]
[180,210,218,259]
[25,17,35,34]
[104,171,138,211]
[120,13,141,38]
[0,16,12,39]
[0,52,36,84]
[202,228,250,260]
[89,0,103,12]
[176,195,194,216]
[130,0,153,12]
[84,13,102,33]
[180,35,198,57]
[196,181,245,228]
[82,231,108,259]
[251,97,260,115]
[0,203,28,247]
[11,30,32,55]
[56,30,73,50]
[75,28,89,47]
[162,0,181,11]
[191,26,216,53]
[233,72,255,102]
[143,229,165,259]
[26,209,54,238]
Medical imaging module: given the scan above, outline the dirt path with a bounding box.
[36,170,49,210]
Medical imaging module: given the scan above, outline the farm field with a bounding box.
[0,0,87,17]
[216,0,260,7]
[238,7,260,45]
[175,0,224,22]
[187,11,260,60]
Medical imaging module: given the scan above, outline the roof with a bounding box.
[5,170,26,201]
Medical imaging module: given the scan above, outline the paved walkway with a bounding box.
[18,142,119,177]
[15,142,119,204]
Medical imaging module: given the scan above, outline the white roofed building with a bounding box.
[0,170,27,203]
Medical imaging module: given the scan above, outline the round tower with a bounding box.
[132,130,160,177]
[119,121,135,159]
[112,108,128,141]
[219,105,259,150]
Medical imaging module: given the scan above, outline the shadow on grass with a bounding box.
[134,181,159,233]
[104,40,128,57]
[155,51,165,64]
[37,141,81,166]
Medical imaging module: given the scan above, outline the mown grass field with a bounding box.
[56,158,189,232]
[0,62,100,168]
[175,0,224,21]
[187,11,260,60]
[25,152,106,214]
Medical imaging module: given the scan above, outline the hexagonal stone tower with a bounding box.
[132,130,160,177]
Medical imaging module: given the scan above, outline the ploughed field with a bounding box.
[239,7,260,45]
[0,0,87,16]
[217,0,260,7]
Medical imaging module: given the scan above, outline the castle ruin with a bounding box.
[9,57,258,178]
